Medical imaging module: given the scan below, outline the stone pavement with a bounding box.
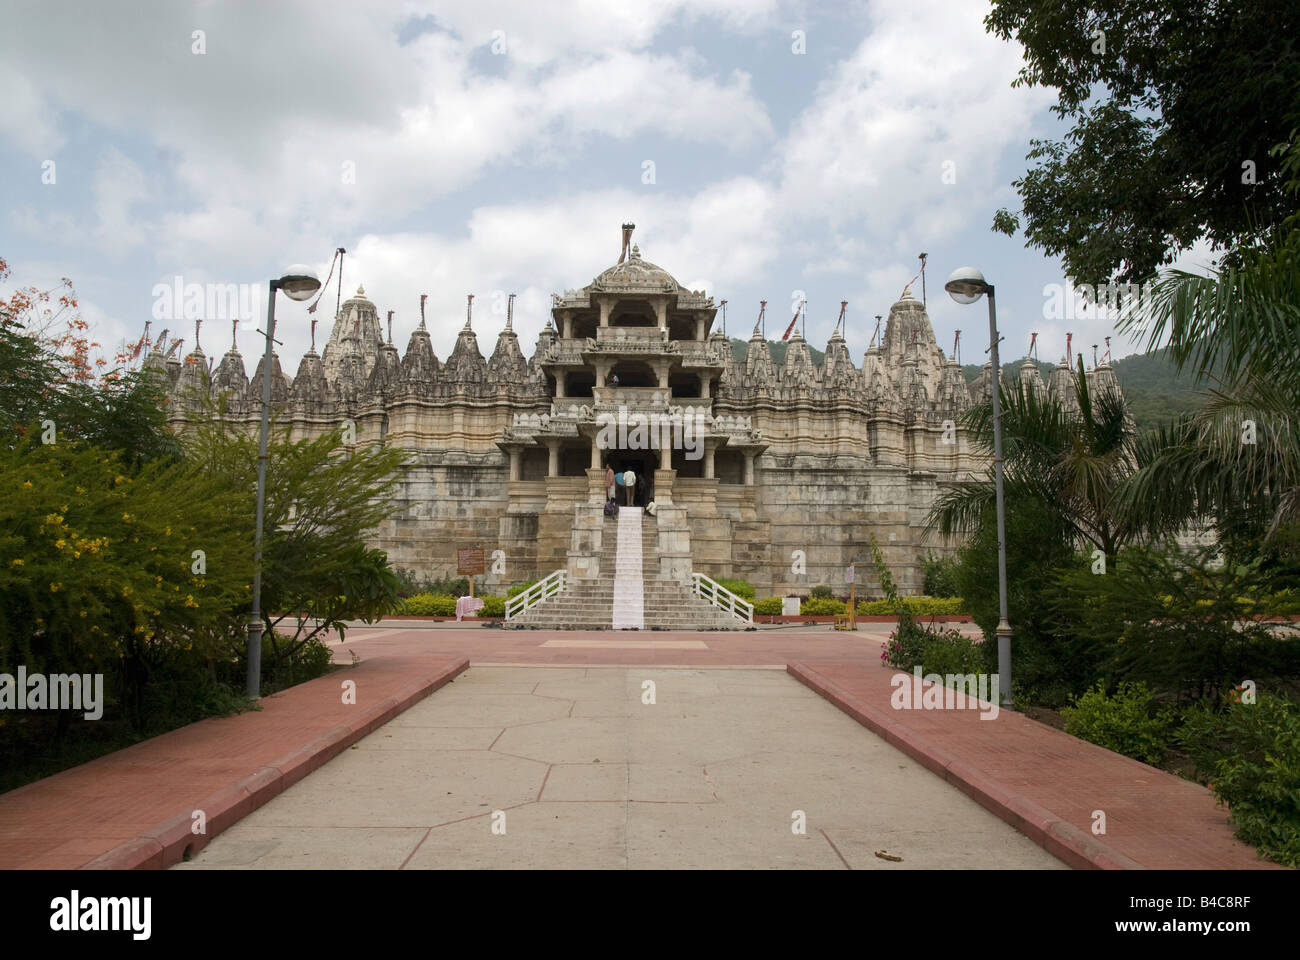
[177,666,1064,870]
[0,620,1281,869]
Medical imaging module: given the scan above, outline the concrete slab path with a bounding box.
[177,666,1064,870]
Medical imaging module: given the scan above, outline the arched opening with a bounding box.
[603,449,660,506]
[565,370,595,397]
[609,360,657,388]
[610,299,656,327]
[668,315,695,341]
[668,373,700,398]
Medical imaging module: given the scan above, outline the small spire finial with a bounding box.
[464,293,474,331]
[194,318,201,352]
[506,293,515,331]
[419,294,427,331]
[311,318,317,352]
[387,310,394,345]
[231,317,237,351]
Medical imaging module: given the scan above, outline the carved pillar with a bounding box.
[654,299,667,330]
[598,298,611,328]
[562,315,573,339]
[509,447,521,482]
[590,435,602,470]
[744,452,755,486]
[546,440,559,477]
[699,374,710,398]
[556,374,567,398]
[704,441,716,479]
[657,363,669,389]
[695,315,705,340]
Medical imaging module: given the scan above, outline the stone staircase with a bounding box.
[507,507,747,630]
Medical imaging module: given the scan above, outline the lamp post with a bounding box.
[944,266,1013,710]
[247,265,321,698]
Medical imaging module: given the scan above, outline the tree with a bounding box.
[1115,133,1300,542]
[928,362,1141,567]
[182,405,407,673]
[986,1,1300,284]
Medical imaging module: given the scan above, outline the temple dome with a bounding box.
[590,244,682,293]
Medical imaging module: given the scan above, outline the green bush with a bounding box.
[1178,692,1300,867]
[1061,681,1174,766]
[754,597,783,616]
[809,584,833,600]
[857,596,965,616]
[506,580,538,599]
[399,594,457,616]
[474,595,505,617]
[800,597,846,616]
[919,552,961,598]
[715,578,755,600]
[920,628,984,677]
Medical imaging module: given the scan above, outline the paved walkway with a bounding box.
[0,656,466,869]
[0,620,1282,869]
[611,508,644,630]
[177,666,1064,870]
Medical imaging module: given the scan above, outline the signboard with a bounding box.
[457,547,485,576]
[782,597,801,617]
[845,564,855,584]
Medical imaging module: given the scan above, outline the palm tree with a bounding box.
[927,358,1141,567]
[1114,131,1300,541]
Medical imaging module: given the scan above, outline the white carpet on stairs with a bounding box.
[611,507,645,630]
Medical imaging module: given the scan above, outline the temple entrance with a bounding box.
[603,450,659,506]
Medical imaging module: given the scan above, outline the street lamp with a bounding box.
[944,266,1013,711]
[247,265,321,698]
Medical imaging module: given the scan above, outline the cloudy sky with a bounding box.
[0,0,1187,376]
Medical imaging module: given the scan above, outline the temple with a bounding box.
[154,226,1128,600]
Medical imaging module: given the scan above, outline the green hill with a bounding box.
[728,337,825,366]
[960,348,1215,429]
[724,339,1210,430]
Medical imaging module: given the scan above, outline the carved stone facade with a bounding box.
[156,230,1127,596]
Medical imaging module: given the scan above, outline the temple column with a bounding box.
[704,442,716,479]
[657,363,670,389]
[562,315,573,339]
[699,374,710,398]
[590,436,602,470]
[509,448,521,482]
[546,440,560,477]
[654,299,667,331]
[599,298,611,328]
[744,452,755,486]
[556,374,567,398]
[695,315,706,340]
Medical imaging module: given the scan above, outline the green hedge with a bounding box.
[857,596,966,616]
[800,597,846,616]
[474,595,505,617]
[506,580,538,599]
[754,597,783,615]
[398,594,457,616]
[715,578,755,600]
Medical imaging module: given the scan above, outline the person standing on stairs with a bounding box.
[604,462,615,503]
[623,469,636,507]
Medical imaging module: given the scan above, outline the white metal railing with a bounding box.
[690,572,754,623]
[506,569,567,621]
